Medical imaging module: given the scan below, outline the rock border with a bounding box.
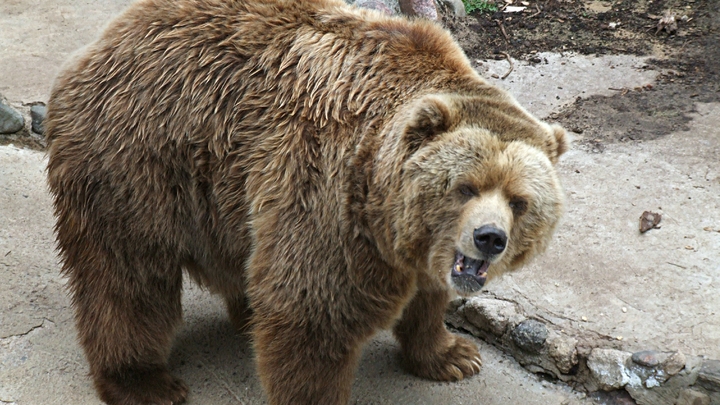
[447,295,720,405]
[0,96,47,149]
[346,0,465,20]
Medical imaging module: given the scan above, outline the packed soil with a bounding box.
[441,0,720,145]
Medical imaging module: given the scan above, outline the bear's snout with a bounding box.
[473,225,507,256]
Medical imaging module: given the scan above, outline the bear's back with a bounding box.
[44,0,485,253]
[46,0,479,155]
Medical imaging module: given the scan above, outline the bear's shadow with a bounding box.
[167,292,453,404]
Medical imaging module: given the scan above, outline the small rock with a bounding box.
[663,351,686,376]
[587,348,633,390]
[676,389,710,405]
[640,210,662,233]
[547,334,578,374]
[697,359,720,392]
[656,11,678,35]
[31,104,47,135]
[632,350,660,367]
[398,0,438,20]
[438,0,465,17]
[353,0,395,15]
[447,297,465,313]
[0,102,25,134]
[462,296,522,336]
[511,319,548,354]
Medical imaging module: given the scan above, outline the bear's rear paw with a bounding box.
[97,366,188,405]
[406,335,482,382]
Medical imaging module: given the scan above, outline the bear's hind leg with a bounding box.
[66,243,188,405]
[184,259,253,333]
[223,293,253,332]
[393,284,482,381]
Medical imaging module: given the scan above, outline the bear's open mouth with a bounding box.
[450,251,489,293]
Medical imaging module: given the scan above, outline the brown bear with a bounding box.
[45,0,567,404]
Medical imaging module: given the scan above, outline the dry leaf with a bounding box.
[639,211,662,233]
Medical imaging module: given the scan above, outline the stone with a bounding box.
[663,351,686,376]
[587,348,633,390]
[353,0,395,14]
[447,297,465,313]
[632,350,660,367]
[547,334,578,374]
[630,350,685,377]
[438,0,466,17]
[676,389,710,405]
[30,104,47,134]
[511,319,548,354]
[462,296,523,336]
[0,102,24,134]
[697,359,720,392]
[398,0,438,20]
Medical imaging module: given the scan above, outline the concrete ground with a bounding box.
[1,0,719,404]
[479,56,720,359]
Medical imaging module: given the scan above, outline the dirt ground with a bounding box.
[442,0,720,146]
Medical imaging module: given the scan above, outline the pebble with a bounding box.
[30,104,47,135]
[587,348,632,390]
[0,102,24,134]
[632,350,660,367]
[663,351,686,376]
[438,0,466,17]
[631,350,686,376]
[547,334,578,374]
[511,319,548,354]
[353,0,395,15]
[462,296,522,336]
[398,0,438,20]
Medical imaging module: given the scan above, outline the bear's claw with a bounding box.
[408,335,483,382]
[97,367,188,405]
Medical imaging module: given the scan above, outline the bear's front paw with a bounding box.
[97,366,189,405]
[406,335,482,382]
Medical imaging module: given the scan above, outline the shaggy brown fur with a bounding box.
[45,0,566,404]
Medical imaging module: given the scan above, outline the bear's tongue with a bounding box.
[452,252,489,279]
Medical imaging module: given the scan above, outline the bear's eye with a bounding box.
[457,184,477,198]
[509,197,528,216]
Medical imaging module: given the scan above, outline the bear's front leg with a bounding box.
[252,316,363,405]
[393,282,482,381]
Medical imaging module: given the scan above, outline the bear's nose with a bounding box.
[473,225,507,255]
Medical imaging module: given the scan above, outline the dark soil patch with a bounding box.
[0,129,45,150]
[441,0,720,146]
[549,83,702,144]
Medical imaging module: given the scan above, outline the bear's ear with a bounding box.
[404,95,455,153]
[549,124,568,164]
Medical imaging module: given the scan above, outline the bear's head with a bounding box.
[384,94,566,296]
